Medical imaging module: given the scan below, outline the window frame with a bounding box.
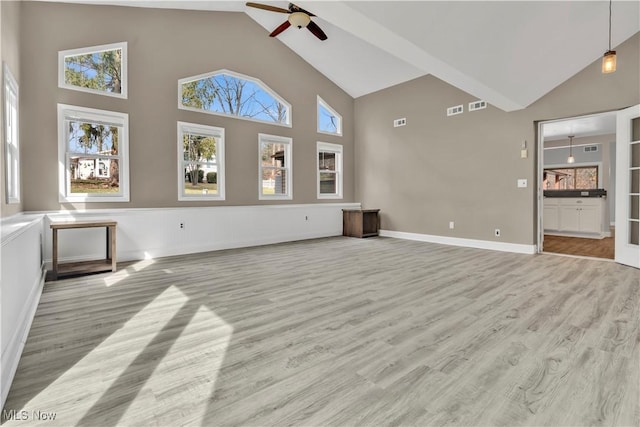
[3,62,20,204]
[317,142,343,199]
[317,95,342,136]
[543,164,601,190]
[178,69,292,128]
[177,121,225,201]
[58,41,128,99]
[57,103,130,203]
[258,133,292,201]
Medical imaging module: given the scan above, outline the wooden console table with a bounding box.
[50,220,117,280]
[342,209,380,238]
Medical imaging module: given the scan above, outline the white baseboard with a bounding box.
[380,230,537,254]
[1,267,45,409]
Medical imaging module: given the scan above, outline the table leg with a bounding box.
[52,228,58,280]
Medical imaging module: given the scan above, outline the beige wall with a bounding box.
[1,0,22,218]
[354,32,639,245]
[19,2,354,211]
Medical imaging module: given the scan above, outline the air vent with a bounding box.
[447,105,464,116]
[468,100,487,111]
[583,145,598,153]
[393,118,407,127]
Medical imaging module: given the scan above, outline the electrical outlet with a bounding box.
[179,222,185,229]
[449,221,455,229]
[305,216,308,221]
[494,229,501,237]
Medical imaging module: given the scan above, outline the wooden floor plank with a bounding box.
[2,236,638,426]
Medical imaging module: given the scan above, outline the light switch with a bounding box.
[517,179,527,188]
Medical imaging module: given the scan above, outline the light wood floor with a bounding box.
[3,237,639,426]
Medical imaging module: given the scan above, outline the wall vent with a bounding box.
[447,105,464,116]
[468,100,487,111]
[393,118,407,127]
[583,145,599,153]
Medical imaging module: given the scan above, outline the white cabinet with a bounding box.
[543,197,606,237]
[543,199,560,230]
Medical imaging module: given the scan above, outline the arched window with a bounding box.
[179,70,291,127]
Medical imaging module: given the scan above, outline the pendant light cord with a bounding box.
[608,0,612,51]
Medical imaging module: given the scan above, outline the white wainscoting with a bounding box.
[43,203,360,267]
[1,214,46,408]
[380,229,537,254]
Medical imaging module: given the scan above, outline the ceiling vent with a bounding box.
[584,145,599,153]
[468,100,487,111]
[447,105,464,116]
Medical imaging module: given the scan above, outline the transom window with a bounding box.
[178,122,225,201]
[317,96,342,136]
[58,42,127,98]
[317,142,343,199]
[544,166,599,190]
[259,134,292,200]
[179,70,291,127]
[3,63,20,203]
[58,104,129,202]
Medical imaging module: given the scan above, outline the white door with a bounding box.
[615,104,640,268]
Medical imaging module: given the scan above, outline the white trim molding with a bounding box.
[380,229,537,254]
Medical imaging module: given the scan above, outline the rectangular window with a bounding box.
[259,134,292,200]
[58,104,129,202]
[544,166,599,190]
[3,63,20,203]
[58,42,127,98]
[317,142,343,199]
[178,122,225,201]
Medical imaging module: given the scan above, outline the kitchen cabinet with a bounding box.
[543,197,606,237]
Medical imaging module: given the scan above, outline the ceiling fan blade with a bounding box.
[246,2,291,14]
[269,20,291,37]
[289,3,315,17]
[307,20,327,41]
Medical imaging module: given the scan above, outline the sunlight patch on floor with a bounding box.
[103,258,156,287]
[121,306,233,425]
[6,286,188,426]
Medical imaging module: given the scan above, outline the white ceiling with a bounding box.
[43,1,639,113]
[542,112,617,141]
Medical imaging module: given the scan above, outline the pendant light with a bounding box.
[567,135,575,164]
[602,0,616,74]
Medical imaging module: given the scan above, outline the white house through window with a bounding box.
[58,104,129,202]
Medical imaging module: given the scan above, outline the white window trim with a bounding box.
[58,42,128,99]
[317,95,342,136]
[317,141,343,200]
[177,121,225,201]
[3,63,20,204]
[259,133,292,201]
[178,69,292,128]
[57,104,130,202]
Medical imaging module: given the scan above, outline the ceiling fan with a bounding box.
[246,2,328,41]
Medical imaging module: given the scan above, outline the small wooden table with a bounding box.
[342,209,380,238]
[50,220,117,280]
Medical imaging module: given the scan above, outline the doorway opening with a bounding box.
[537,111,617,260]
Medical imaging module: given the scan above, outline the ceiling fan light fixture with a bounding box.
[289,11,310,29]
[602,50,617,74]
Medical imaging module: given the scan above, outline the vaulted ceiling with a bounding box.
[41,1,640,112]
